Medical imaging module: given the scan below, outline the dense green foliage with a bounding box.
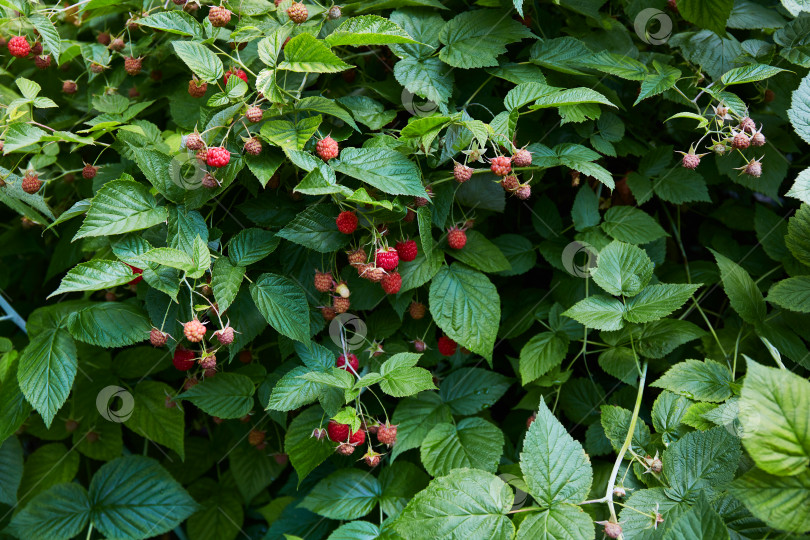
[2,0,810,539]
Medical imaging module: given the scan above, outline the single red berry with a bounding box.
[184,376,199,390]
[364,451,381,467]
[21,173,42,194]
[316,136,339,161]
[208,6,232,27]
[764,89,775,103]
[314,271,334,292]
[126,264,143,285]
[63,80,78,94]
[512,148,532,167]
[82,163,98,179]
[214,326,234,345]
[739,116,756,134]
[97,32,111,45]
[336,211,358,234]
[150,328,168,347]
[245,106,263,123]
[447,227,467,250]
[206,146,231,168]
[414,186,432,207]
[199,354,216,370]
[453,162,473,183]
[248,429,266,446]
[438,335,457,356]
[109,37,125,51]
[403,208,416,222]
[239,350,252,364]
[740,159,763,177]
[124,56,142,76]
[501,174,519,192]
[413,339,426,352]
[30,42,42,56]
[287,2,308,23]
[86,431,99,443]
[751,131,766,147]
[188,78,207,98]
[183,319,207,342]
[201,173,219,189]
[515,183,531,200]
[90,62,106,74]
[337,353,359,372]
[326,420,364,443]
[375,247,399,270]
[173,347,196,371]
[8,36,30,58]
[336,442,355,455]
[34,54,51,69]
[321,306,336,321]
[395,240,418,262]
[602,522,622,539]
[681,152,701,169]
[526,413,536,428]
[376,423,397,446]
[381,271,402,294]
[224,68,248,85]
[490,155,512,176]
[128,87,139,98]
[244,137,262,155]
[409,301,426,320]
[333,296,350,313]
[65,419,79,432]
[347,248,367,266]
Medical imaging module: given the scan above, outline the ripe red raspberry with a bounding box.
[109,38,125,51]
[409,301,426,319]
[377,423,397,446]
[8,36,30,58]
[173,348,196,371]
[500,174,519,192]
[739,116,756,134]
[224,68,248,85]
[490,155,512,176]
[731,132,750,149]
[186,132,204,151]
[314,271,334,292]
[82,163,98,179]
[512,148,532,167]
[447,227,467,250]
[214,326,234,345]
[22,173,42,194]
[150,328,168,347]
[403,208,416,222]
[188,78,207,98]
[326,420,365,443]
[438,335,457,356]
[184,319,207,342]
[244,137,262,155]
[515,184,531,200]
[245,106,263,123]
[206,146,231,168]
[336,211,358,234]
[347,248,366,266]
[316,136,339,161]
[248,429,266,446]
[34,54,51,69]
[126,264,143,285]
[63,80,78,94]
[751,131,766,147]
[208,6,231,27]
[201,173,218,189]
[124,56,142,76]
[375,247,399,270]
[395,240,418,262]
[321,306,336,321]
[287,2,308,23]
[381,271,402,294]
[337,353,359,372]
[333,296,351,314]
[453,162,473,183]
[680,152,701,169]
[526,413,536,428]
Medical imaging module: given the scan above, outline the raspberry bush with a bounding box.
[2,0,810,539]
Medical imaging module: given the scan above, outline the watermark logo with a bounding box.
[491,473,529,511]
[401,88,439,117]
[329,313,368,351]
[634,8,673,45]
[96,385,135,423]
[561,241,599,278]
[168,149,207,190]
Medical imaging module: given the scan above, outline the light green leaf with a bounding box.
[300,469,381,520]
[179,373,255,419]
[634,62,681,105]
[445,230,511,273]
[50,260,140,297]
[332,147,428,198]
[391,392,453,460]
[277,204,350,253]
[172,41,223,82]
[601,206,668,244]
[135,11,204,38]
[590,241,654,297]
[66,303,150,348]
[515,504,595,540]
[663,496,730,540]
[377,353,436,397]
[285,406,334,484]
[438,10,533,69]
[730,468,810,533]
[74,180,167,240]
[789,72,810,145]
[663,428,742,501]
[562,295,625,331]
[326,15,418,47]
[211,258,244,313]
[651,359,733,402]
[623,283,701,323]
[519,332,568,385]
[17,329,77,427]
[277,34,351,73]
[721,64,786,85]
[711,249,766,324]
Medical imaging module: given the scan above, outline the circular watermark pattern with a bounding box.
[168,149,207,190]
[96,385,135,423]
[491,473,529,511]
[329,313,368,352]
[561,241,599,278]
[634,8,673,45]
[401,88,439,118]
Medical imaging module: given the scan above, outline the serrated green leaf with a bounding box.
[250,273,310,343]
[179,373,255,419]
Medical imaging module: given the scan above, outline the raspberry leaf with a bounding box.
[420,417,504,476]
